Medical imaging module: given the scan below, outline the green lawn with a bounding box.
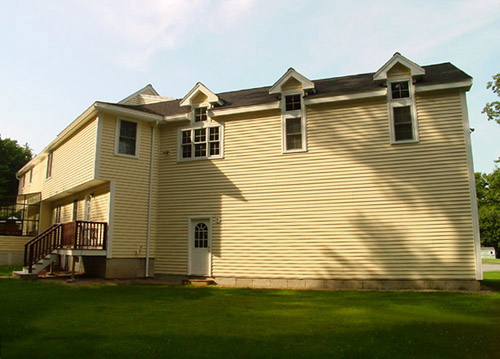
[482,258,500,264]
[0,264,22,276]
[0,279,499,359]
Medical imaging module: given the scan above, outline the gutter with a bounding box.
[145,120,158,277]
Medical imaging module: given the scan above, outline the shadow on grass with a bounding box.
[482,272,500,292]
[1,280,499,358]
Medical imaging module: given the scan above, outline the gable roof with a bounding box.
[269,68,315,94]
[113,62,471,118]
[373,52,426,81]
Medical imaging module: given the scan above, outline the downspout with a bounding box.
[145,120,158,277]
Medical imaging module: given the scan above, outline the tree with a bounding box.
[0,135,33,198]
[482,73,500,125]
[475,168,500,255]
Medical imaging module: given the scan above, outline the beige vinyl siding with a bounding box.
[18,158,46,196]
[98,114,158,258]
[156,90,475,280]
[42,118,98,199]
[0,236,29,251]
[51,184,110,224]
[281,77,303,92]
[387,63,411,78]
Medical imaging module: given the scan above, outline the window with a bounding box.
[46,152,53,179]
[194,222,209,248]
[180,125,223,160]
[285,94,301,111]
[55,206,61,224]
[117,119,138,156]
[72,200,78,221]
[194,107,208,122]
[20,174,25,188]
[388,80,418,143]
[282,93,306,152]
[29,168,33,184]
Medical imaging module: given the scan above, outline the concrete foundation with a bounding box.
[0,250,24,266]
[213,277,481,291]
[82,257,155,279]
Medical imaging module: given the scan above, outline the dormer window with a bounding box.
[285,94,301,111]
[388,79,418,143]
[391,81,410,99]
[281,93,307,153]
[194,107,208,122]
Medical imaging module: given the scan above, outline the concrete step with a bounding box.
[182,278,217,287]
[12,271,38,280]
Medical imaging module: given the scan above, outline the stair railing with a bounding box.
[23,224,62,273]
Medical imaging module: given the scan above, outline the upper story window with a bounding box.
[179,125,223,160]
[46,152,53,179]
[116,119,139,157]
[282,94,307,153]
[20,173,25,188]
[28,168,33,184]
[388,80,418,143]
[285,94,301,111]
[194,107,208,122]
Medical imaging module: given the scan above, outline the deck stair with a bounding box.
[13,253,58,279]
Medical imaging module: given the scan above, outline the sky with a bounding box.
[1,0,499,173]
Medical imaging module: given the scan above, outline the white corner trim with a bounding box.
[460,91,483,280]
[416,79,473,93]
[93,114,103,180]
[269,68,315,95]
[304,90,387,105]
[210,102,280,117]
[106,181,115,258]
[373,52,425,81]
[180,82,221,107]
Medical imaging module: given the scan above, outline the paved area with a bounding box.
[483,263,500,272]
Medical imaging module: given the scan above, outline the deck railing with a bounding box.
[24,221,107,273]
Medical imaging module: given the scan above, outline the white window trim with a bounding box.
[177,122,224,162]
[115,118,141,158]
[281,92,307,153]
[387,77,419,144]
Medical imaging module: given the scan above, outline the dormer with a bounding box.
[270,68,314,154]
[375,53,424,144]
[180,82,222,124]
[269,68,315,96]
[373,52,425,83]
[119,84,174,105]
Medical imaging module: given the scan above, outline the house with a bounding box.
[481,247,496,259]
[4,53,482,289]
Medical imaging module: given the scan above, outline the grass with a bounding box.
[0,280,499,358]
[482,271,500,292]
[0,264,22,276]
[482,258,500,264]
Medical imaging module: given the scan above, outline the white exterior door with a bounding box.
[190,219,211,276]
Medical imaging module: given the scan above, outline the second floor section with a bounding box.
[17,53,474,202]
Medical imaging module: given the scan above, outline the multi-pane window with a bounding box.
[283,93,306,152]
[46,152,53,179]
[285,118,303,150]
[194,107,208,122]
[180,126,222,160]
[285,94,301,111]
[391,81,410,99]
[118,120,137,156]
[388,80,417,143]
[194,223,208,248]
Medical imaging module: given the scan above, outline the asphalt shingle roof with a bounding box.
[111,63,471,117]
